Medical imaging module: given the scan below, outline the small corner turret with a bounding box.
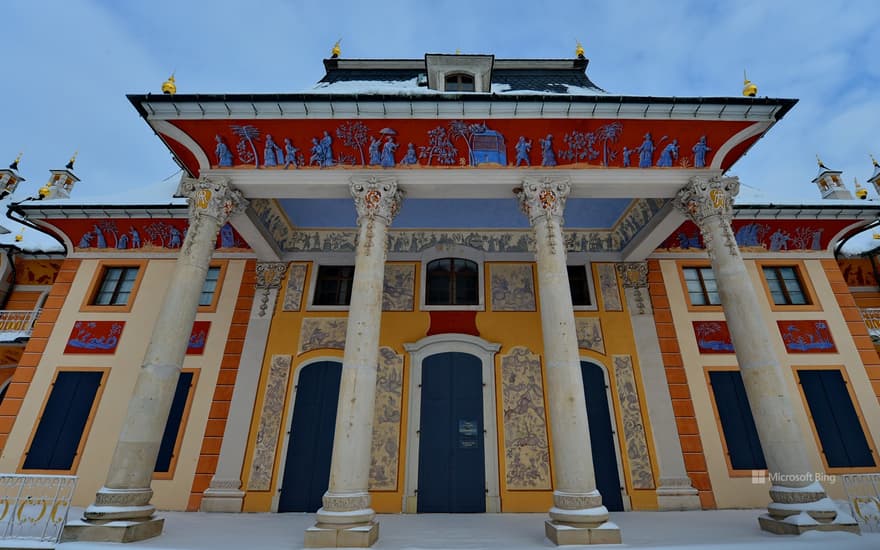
[812,155,852,199]
[39,152,80,200]
[0,153,25,199]
[867,154,880,197]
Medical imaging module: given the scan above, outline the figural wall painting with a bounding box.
[65,321,124,354]
[660,219,856,253]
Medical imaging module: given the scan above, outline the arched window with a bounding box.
[445,73,475,92]
[426,258,478,305]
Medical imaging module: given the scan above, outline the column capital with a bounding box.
[350,177,404,226]
[673,175,740,226]
[255,262,288,290]
[178,176,248,224]
[514,177,571,225]
[615,262,649,290]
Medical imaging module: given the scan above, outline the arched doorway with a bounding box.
[278,360,341,512]
[580,361,626,512]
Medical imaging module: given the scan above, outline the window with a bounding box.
[23,370,104,471]
[200,266,222,306]
[682,266,720,306]
[426,258,478,305]
[568,265,592,306]
[155,371,195,475]
[314,266,355,306]
[762,266,808,305]
[797,369,875,469]
[92,266,139,306]
[708,370,766,471]
[445,73,474,92]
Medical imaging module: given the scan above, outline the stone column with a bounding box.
[63,177,247,544]
[305,177,403,549]
[616,262,700,511]
[674,176,857,535]
[201,262,288,512]
[515,178,621,546]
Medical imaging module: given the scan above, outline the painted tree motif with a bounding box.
[231,125,261,167]
[143,222,172,248]
[96,220,120,248]
[418,126,458,165]
[336,121,370,165]
[597,122,622,166]
[558,130,599,163]
[449,120,487,165]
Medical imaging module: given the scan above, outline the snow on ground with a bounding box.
[55,509,878,550]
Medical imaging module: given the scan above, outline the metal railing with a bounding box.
[0,309,40,338]
[0,474,77,545]
[842,473,880,532]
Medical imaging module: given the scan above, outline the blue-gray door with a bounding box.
[278,361,342,512]
[417,352,486,513]
[581,362,625,512]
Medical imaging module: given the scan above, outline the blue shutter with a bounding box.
[155,371,194,473]
[24,371,103,470]
[709,371,766,470]
[798,370,875,468]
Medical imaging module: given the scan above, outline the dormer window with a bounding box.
[445,73,475,92]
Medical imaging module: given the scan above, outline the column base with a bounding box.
[200,482,245,513]
[656,477,701,511]
[305,521,379,548]
[545,520,621,545]
[758,514,860,535]
[61,517,164,543]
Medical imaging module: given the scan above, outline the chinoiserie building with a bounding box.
[0,52,878,546]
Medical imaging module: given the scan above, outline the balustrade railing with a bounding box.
[0,474,77,546]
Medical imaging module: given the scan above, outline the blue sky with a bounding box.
[3,0,879,204]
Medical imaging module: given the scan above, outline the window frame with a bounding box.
[678,263,723,311]
[420,252,485,312]
[423,257,481,309]
[444,72,475,92]
[153,368,199,480]
[81,259,148,313]
[704,366,768,477]
[307,259,356,312]
[197,261,228,313]
[755,259,820,312]
[568,263,598,311]
[19,367,109,474]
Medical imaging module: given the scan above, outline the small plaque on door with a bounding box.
[458,419,479,449]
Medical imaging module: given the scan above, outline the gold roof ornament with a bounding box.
[874,230,880,240]
[66,151,78,171]
[816,154,829,170]
[872,153,879,168]
[38,184,51,199]
[162,73,176,95]
[742,70,757,97]
[9,152,22,171]
[331,39,341,59]
[14,228,24,243]
[575,40,585,59]
[855,177,868,199]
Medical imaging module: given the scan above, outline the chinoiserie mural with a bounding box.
[282,264,308,312]
[490,264,536,311]
[186,321,210,355]
[839,258,878,287]
[247,354,292,491]
[15,259,63,285]
[596,264,622,311]
[659,219,856,253]
[501,347,551,490]
[777,320,836,353]
[382,264,415,312]
[612,355,656,490]
[369,347,404,490]
[575,318,605,354]
[298,318,347,354]
[251,199,294,249]
[64,321,124,354]
[692,321,735,353]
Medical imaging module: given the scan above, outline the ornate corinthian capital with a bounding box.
[350,177,404,226]
[673,176,740,226]
[178,176,248,224]
[514,177,571,225]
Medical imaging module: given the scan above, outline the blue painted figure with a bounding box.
[264,135,282,167]
[215,135,233,167]
[320,131,334,166]
[515,136,531,166]
[129,227,141,248]
[657,139,679,167]
[769,229,790,251]
[78,232,92,248]
[638,133,654,168]
[309,138,324,166]
[381,136,398,167]
[811,228,824,250]
[93,225,107,248]
[283,138,299,169]
[169,226,182,248]
[692,136,711,168]
[220,224,235,248]
[401,143,418,165]
[117,234,129,249]
[369,137,381,165]
[622,147,634,167]
[540,134,556,167]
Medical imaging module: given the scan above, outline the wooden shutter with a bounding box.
[709,371,766,470]
[154,371,194,473]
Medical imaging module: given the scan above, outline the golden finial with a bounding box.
[816,154,828,170]
[872,154,879,168]
[66,151,78,171]
[575,40,585,59]
[331,39,341,58]
[162,73,176,95]
[742,70,757,97]
[9,152,22,171]
[855,177,868,199]
[14,228,23,242]
[38,184,51,199]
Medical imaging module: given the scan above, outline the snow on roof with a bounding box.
[305,78,605,96]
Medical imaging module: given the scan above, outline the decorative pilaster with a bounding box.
[64,177,246,543]
[616,261,700,510]
[515,178,621,546]
[202,262,287,512]
[306,177,402,548]
[674,176,857,534]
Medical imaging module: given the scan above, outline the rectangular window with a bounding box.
[92,267,139,306]
[314,266,354,306]
[762,266,809,305]
[154,371,195,474]
[708,370,766,470]
[798,369,875,468]
[568,265,592,306]
[683,266,720,306]
[23,371,103,471]
[199,266,222,307]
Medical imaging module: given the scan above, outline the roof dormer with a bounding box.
[425,54,494,93]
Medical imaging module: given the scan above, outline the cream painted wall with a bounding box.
[0,258,245,511]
